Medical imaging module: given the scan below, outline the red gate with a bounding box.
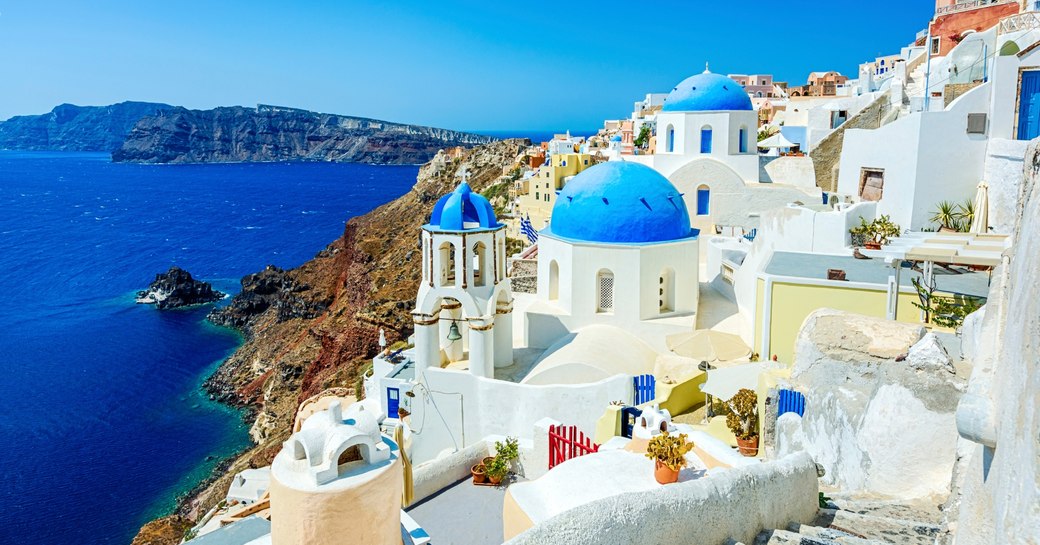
[548,424,599,470]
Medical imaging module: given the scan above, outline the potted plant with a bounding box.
[471,462,487,484]
[644,431,694,484]
[725,388,760,457]
[494,436,520,474]
[485,455,508,485]
[849,216,870,247]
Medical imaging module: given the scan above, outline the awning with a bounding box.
[699,363,763,401]
[757,133,796,148]
[666,329,751,363]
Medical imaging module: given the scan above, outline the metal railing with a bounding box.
[998,11,1040,34]
[936,0,1014,15]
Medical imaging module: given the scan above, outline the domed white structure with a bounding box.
[653,69,759,182]
[269,400,402,545]
[527,162,700,350]
[412,172,513,378]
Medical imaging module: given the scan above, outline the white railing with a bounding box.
[936,0,1014,15]
[998,11,1040,35]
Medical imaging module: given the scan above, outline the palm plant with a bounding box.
[930,201,959,230]
[955,199,975,232]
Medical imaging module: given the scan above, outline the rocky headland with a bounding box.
[0,101,173,152]
[136,267,226,310]
[112,104,495,165]
[132,139,527,544]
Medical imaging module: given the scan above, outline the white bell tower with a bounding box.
[412,169,513,378]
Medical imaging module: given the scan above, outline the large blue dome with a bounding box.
[662,71,753,112]
[546,162,695,244]
[427,182,500,231]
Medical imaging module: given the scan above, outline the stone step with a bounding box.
[754,528,841,545]
[787,523,887,545]
[824,496,944,526]
[814,508,942,545]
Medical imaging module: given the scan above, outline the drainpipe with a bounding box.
[982,43,989,83]
[924,30,934,112]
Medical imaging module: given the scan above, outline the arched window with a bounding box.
[696,184,710,216]
[438,241,456,286]
[548,260,560,301]
[700,125,713,154]
[739,126,748,153]
[659,268,675,313]
[665,124,675,153]
[597,269,615,313]
[472,241,487,287]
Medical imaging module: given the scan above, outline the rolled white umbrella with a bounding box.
[969,180,989,234]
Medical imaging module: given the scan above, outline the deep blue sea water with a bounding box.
[0,152,418,545]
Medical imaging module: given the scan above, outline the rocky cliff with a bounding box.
[137,267,226,310]
[112,105,495,165]
[132,138,527,543]
[0,101,173,152]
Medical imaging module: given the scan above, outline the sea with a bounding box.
[0,151,420,544]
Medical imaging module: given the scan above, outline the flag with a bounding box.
[519,214,539,244]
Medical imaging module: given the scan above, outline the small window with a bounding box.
[700,127,713,153]
[697,186,710,215]
[597,270,615,312]
[562,160,567,166]
[931,37,940,55]
[858,168,885,202]
[739,128,747,153]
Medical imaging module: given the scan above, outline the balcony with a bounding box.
[936,0,1015,15]
[998,11,1040,34]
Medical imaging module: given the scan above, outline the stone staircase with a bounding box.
[748,494,946,545]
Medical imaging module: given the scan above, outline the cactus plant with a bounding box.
[644,431,694,472]
[724,388,759,441]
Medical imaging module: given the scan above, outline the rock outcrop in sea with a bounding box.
[112,104,496,165]
[0,101,174,152]
[136,267,226,310]
[130,139,527,543]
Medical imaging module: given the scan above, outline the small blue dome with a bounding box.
[547,162,695,244]
[662,71,753,112]
[610,134,622,142]
[427,182,500,231]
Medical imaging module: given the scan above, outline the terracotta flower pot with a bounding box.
[654,459,680,484]
[471,464,486,484]
[737,435,759,457]
[864,241,882,250]
[487,473,503,485]
[482,456,495,468]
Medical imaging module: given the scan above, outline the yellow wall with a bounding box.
[517,153,592,228]
[756,278,926,362]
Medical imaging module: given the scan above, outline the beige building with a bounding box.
[516,152,593,228]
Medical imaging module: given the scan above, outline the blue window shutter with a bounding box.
[739,129,747,153]
[697,188,710,215]
[700,129,713,153]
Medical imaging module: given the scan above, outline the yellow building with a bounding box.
[752,251,987,362]
[516,152,593,228]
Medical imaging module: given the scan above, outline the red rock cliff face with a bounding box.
[132,139,527,543]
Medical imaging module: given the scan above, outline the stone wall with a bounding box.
[951,141,1040,544]
[505,452,819,545]
[775,309,966,500]
[944,82,983,108]
[810,92,892,193]
[509,259,537,294]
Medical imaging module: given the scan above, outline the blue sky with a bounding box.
[0,1,934,131]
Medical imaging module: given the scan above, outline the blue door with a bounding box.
[387,387,400,418]
[633,374,656,405]
[1018,71,1040,140]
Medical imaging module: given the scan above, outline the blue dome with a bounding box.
[662,71,753,112]
[547,162,695,244]
[427,182,500,231]
[610,134,622,142]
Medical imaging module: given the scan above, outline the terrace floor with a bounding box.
[406,477,519,545]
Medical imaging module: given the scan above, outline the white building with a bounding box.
[412,178,514,378]
[526,162,700,351]
[618,69,820,232]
